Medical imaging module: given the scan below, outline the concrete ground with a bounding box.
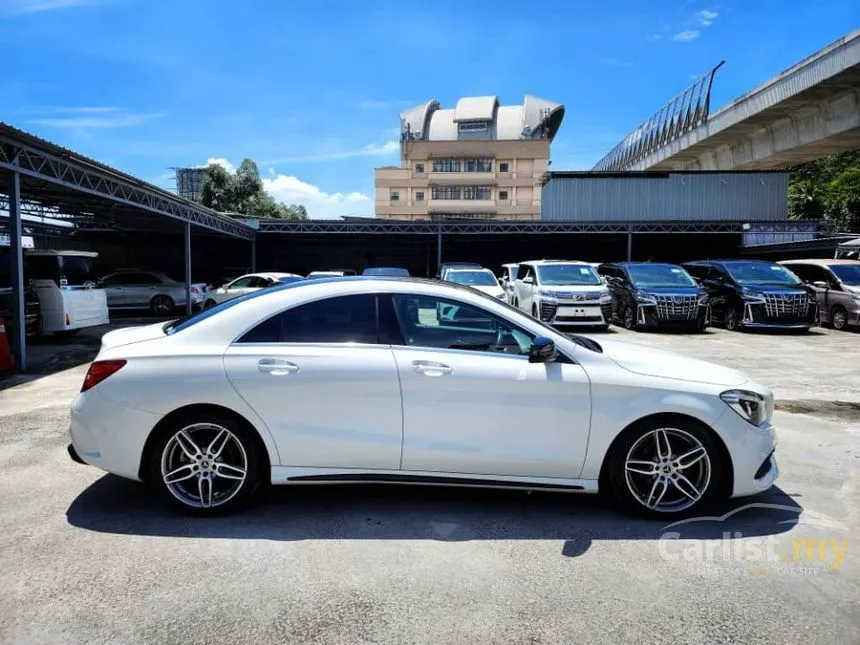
[0,322,858,644]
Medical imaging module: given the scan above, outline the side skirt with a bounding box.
[271,467,599,493]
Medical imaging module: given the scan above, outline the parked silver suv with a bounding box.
[779,259,860,330]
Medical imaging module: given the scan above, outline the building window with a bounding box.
[499,190,508,201]
[390,191,399,201]
[415,163,424,173]
[463,159,492,172]
[432,159,461,173]
[458,122,488,132]
[415,191,424,202]
[499,162,509,173]
[432,186,461,200]
[463,186,491,200]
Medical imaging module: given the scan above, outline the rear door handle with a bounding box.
[257,359,300,375]
[412,360,453,376]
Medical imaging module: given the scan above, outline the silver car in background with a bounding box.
[99,270,208,315]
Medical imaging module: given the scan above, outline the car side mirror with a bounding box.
[812,281,828,289]
[528,336,557,363]
[523,276,534,284]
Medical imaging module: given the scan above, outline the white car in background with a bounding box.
[443,267,506,301]
[203,272,302,308]
[69,277,778,519]
[513,260,613,330]
[499,263,519,303]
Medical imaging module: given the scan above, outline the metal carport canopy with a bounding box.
[0,122,255,373]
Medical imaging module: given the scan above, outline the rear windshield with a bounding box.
[627,264,697,288]
[446,270,498,286]
[724,262,801,286]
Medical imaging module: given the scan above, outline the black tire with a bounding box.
[623,306,635,330]
[203,299,217,310]
[723,306,741,331]
[150,294,175,316]
[148,412,264,516]
[54,329,81,338]
[606,416,725,519]
[831,305,848,331]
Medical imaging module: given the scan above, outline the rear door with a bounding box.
[223,293,403,470]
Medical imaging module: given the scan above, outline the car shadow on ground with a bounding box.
[66,475,803,557]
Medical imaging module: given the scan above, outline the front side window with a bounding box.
[829,264,860,286]
[627,265,697,288]
[724,262,801,286]
[391,294,532,355]
[239,294,379,344]
[536,264,602,286]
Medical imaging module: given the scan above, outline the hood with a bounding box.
[738,284,808,294]
[632,286,704,296]
[541,284,604,292]
[472,285,505,298]
[100,322,166,350]
[600,338,748,387]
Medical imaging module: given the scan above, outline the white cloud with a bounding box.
[261,140,399,165]
[672,30,700,42]
[28,108,163,129]
[2,0,107,15]
[696,9,718,26]
[203,157,235,172]
[263,174,372,220]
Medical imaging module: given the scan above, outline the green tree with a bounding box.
[199,158,309,220]
[788,149,860,232]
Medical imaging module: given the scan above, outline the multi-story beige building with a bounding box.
[375,95,564,221]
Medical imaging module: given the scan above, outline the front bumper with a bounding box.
[713,407,779,498]
[740,301,818,330]
[637,304,709,328]
[539,299,612,326]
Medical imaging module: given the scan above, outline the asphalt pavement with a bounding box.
[0,324,858,644]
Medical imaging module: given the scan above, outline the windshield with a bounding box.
[537,264,602,286]
[830,264,860,286]
[447,270,498,286]
[627,264,697,288]
[724,262,801,286]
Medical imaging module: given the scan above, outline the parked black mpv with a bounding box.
[598,262,709,331]
[682,260,818,331]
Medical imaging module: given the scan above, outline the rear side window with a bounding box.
[238,294,379,344]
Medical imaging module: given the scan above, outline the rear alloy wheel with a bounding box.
[607,419,723,518]
[724,307,741,331]
[831,305,848,331]
[623,306,636,330]
[150,416,263,515]
[150,294,175,316]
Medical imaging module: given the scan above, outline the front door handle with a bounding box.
[257,358,300,375]
[412,360,453,376]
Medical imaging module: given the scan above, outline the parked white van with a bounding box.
[25,250,109,335]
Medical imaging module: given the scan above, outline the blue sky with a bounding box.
[1,0,857,218]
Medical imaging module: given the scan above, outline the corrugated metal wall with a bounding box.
[541,172,788,221]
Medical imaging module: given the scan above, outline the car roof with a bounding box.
[522,259,589,265]
[779,259,860,267]
[447,267,492,272]
[684,259,773,266]
[616,262,681,268]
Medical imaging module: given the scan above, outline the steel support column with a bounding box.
[8,171,26,371]
[184,223,192,315]
[250,239,257,273]
[626,229,633,262]
[436,230,442,275]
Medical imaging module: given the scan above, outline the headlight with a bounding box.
[720,390,771,427]
[635,292,656,304]
[538,289,556,299]
[599,289,611,301]
[741,290,765,303]
[851,293,860,302]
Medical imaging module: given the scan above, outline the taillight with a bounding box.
[81,360,127,392]
[190,286,200,294]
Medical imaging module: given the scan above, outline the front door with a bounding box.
[389,293,591,479]
[223,294,403,469]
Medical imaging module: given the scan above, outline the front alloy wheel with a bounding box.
[151,417,262,515]
[150,294,174,316]
[607,419,722,518]
[831,305,848,331]
[724,307,740,331]
[623,306,636,330]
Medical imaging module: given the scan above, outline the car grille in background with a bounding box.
[654,295,698,320]
[763,293,808,319]
[540,302,558,321]
[555,292,600,301]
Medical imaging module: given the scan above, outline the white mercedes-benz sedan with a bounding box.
[68,277,778,518]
